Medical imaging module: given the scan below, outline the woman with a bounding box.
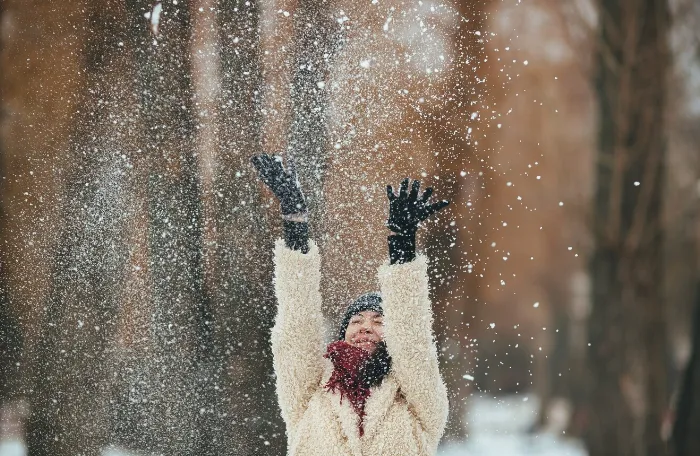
[252,154,450,456]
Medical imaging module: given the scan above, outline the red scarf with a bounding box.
[324,340,373,436]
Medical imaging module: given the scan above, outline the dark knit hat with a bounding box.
[338,292,383,341]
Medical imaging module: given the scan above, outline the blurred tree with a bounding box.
[586,0,671,455]
[0,272,23,404]
[106,2,209,454]
[669,1,700,453]
[287,0,339,225]
[25,1,135,453]
[0,0,22,403]
[665,0,700,405]
[672,284,700,455]
[424,0,491,440]
[210,0,340,452]
[187,0,287,453]
[1,0,92,412]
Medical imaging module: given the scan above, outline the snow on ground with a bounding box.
[0,443,144,456]
[0,440,25,456]
[438,394,587,456]
[0,394,587,456]
[439,435,587,456]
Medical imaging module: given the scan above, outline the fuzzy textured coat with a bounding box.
[271,239,449,456]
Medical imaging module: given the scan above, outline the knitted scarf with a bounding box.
[324,340,392,436]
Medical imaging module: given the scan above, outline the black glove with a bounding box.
[386,178,449,264]
[251,154,307,215]
[252,154,309,253]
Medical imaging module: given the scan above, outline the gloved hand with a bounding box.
[386,178,449,264]
[251,154,308,216]
[252,154,309,253]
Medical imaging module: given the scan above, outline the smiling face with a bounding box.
[344,310,385,354]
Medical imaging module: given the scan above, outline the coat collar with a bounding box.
[321,363,400,453]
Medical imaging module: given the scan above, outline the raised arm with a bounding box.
[381,178,450,447]
[271,238,325,429]
[252,154,324,428]
[379,254,448,449]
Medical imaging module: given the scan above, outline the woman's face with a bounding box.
[344,310,384,354]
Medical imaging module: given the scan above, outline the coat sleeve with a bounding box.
[378,253,449,447]
[271,238,325,429]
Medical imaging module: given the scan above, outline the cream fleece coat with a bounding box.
[271,239,449,456]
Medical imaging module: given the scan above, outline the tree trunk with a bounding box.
[184,0,287,453]
[287,0,338,227]
[586,0,670,455]
[425,0,490,440]
[105,2,207,454]
[0,0,22,403]
[1,0,93,416]
[0,275,22,403]
[671,283,700,455]
[25,2,136,453]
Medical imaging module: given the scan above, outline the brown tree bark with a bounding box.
[0,264,23,404]
[423,0,491,440]
[672,284,700,455]
[184,0,287,453]
[0,0,92,406]
[105,2,207,454]
[287,0,339,224]
[0,0,22,403]
[586,0,671,454]
[25,1,136,454]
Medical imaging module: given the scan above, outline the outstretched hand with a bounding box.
[251,154,307,216]
[386,178,449,236]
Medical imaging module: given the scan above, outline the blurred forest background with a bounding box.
[1,0,700,455]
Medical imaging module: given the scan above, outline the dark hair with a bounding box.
[361,341,392,388]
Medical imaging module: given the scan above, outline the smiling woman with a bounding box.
[252,154,450,456]
[345,309,385,353]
